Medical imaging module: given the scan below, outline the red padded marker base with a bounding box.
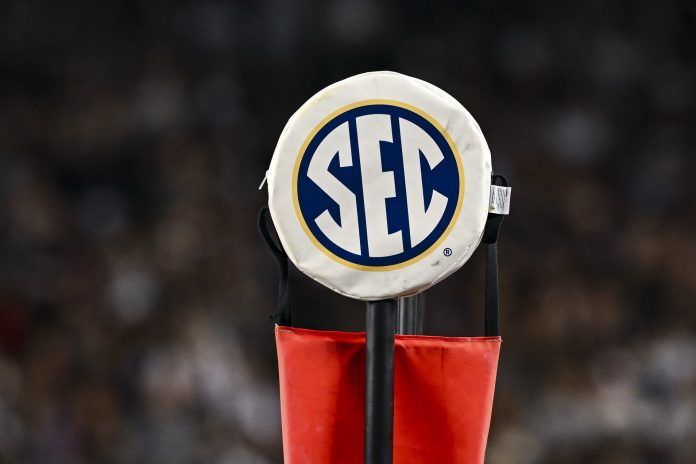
[276,326,501,464]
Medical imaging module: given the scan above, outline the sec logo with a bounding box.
[293,101,463,270]
[267,72,491,300]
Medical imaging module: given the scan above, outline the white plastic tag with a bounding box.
[489,185,511,215]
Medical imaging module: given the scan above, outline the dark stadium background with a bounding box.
[1,1,695,463]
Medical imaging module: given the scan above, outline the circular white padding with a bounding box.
[266,71,491,300]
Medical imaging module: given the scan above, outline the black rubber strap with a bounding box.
[258,207,292,326]
[482,174,509,336]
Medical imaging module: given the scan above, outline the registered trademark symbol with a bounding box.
[443,248,452,257]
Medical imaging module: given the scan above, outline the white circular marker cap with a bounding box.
[266,71,491,300]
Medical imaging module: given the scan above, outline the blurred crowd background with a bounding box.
[1,1,695,463]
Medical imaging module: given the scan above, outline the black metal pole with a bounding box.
[484,242,500,336]
[397,293,425,335]
[365,299,397,464]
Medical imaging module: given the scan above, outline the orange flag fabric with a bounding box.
[275,326,501,464]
